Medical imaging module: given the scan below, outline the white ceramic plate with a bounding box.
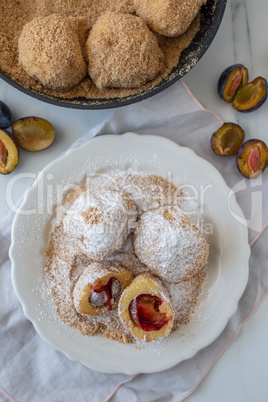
[10,133,250,375]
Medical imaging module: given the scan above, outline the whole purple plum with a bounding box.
[0,100,12,129]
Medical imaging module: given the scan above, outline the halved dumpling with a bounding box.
[118,273,174,342]
[73,262,134,316]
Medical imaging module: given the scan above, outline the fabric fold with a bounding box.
[1,80,267,402]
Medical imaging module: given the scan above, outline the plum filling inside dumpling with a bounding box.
[129,294,168,331]
[90,277,122,310]
[73,262,134,316]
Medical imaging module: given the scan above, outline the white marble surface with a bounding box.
[1,0,268,400]
[184,2,268,401]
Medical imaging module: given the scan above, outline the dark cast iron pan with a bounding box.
[0,0,227,109]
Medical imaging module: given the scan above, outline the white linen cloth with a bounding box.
[0,80,268,402]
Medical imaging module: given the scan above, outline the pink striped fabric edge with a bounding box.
[177,217,268,401]
[249,220,268,247]
[0,385,17,402]
[180,79,224,124]
[177,82,268,400]
[103,375,137,402]
[178,291,268,402]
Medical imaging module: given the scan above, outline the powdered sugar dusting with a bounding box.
[45,171,208,344]
[62,185,137,260]
[134,206,209,282]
